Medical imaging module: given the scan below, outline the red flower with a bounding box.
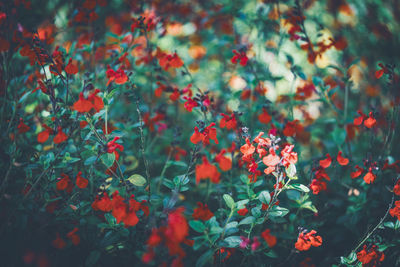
[353,110,376,128]
[319,153,332,168]
[183,96,199,112]
[295,230,322,251]
[357,244,385,266]
[220,113,237,130]
[87,89,104,112]
[389,200,400,221]
[337,151,349,166]
[72,92,93,113]
[280,144,298,167]
[66,228,80,245]
[106,65,128,85]
[310,178,327,195]
[363,169,376,184]
[364,112,377,128]
[17,118,30,133]
[56,173,70,191]
[351,165,364,178]
[195,156,221,184]
[237,207,248,216]
[190,123,218,145]
[215,149,232,171]
[52,233,66,249]
[37,124,53,143]
[107,136,124,153]
[231,49,248,66]
[258,108,271,124]
[76,171,88,189]
[65,58,78,75]
[393,179,400,196]
[375,63,388,79]
[164,207,189,256]
[192,202,214,221]
[53,127,68,144]
[92,192,113,212]
[261,229,277,247]
[158,52,184,71]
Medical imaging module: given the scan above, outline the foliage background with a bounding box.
[1,0,400,266]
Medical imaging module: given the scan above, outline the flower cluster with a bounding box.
[92,191,149,227]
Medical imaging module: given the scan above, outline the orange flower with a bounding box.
[319,153,332,168]
[337,151,349,166]
[215,149,232,171]
[281,144,297,167]
[263,148,280,175]
[158,52,184,71]
[261,229,277,247]
[363,169,376,184]
[295,230,322,251]
[190,123,218,145]
[195,156,220,184]
[350,165,364,179]
[364,112,377,128]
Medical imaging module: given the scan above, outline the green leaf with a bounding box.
[223,236,242,248]
[85,250,101,266]
[189,220,206,233]
[269,206,289,217]
[236,199,249,209]
[196,250,213,267]
[127,174,147,186]
[100,153,115,168]
[286,164,297,179]
[84,156,97,166]
[258,191,271,204]
[288,184,310,193]
[239,216,255,225]
[301,201,318,213]
[223,194,235,209]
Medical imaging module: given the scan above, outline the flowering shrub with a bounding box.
[1,0,400,266]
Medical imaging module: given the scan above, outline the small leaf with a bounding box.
[101,153,115,168]
[286,164,297,179]
[239,216,255,225]
[288,184,310,193]
[258,191,271,204]
[196,250,213,267]
[223,194,235,209]
[127,174,147,186]
[223,236,242,248]
[189,220,206,233]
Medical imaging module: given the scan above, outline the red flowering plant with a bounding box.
[2,0,400,266]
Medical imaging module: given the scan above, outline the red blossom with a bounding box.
[231,49,248,66]
[192,202,214,221]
